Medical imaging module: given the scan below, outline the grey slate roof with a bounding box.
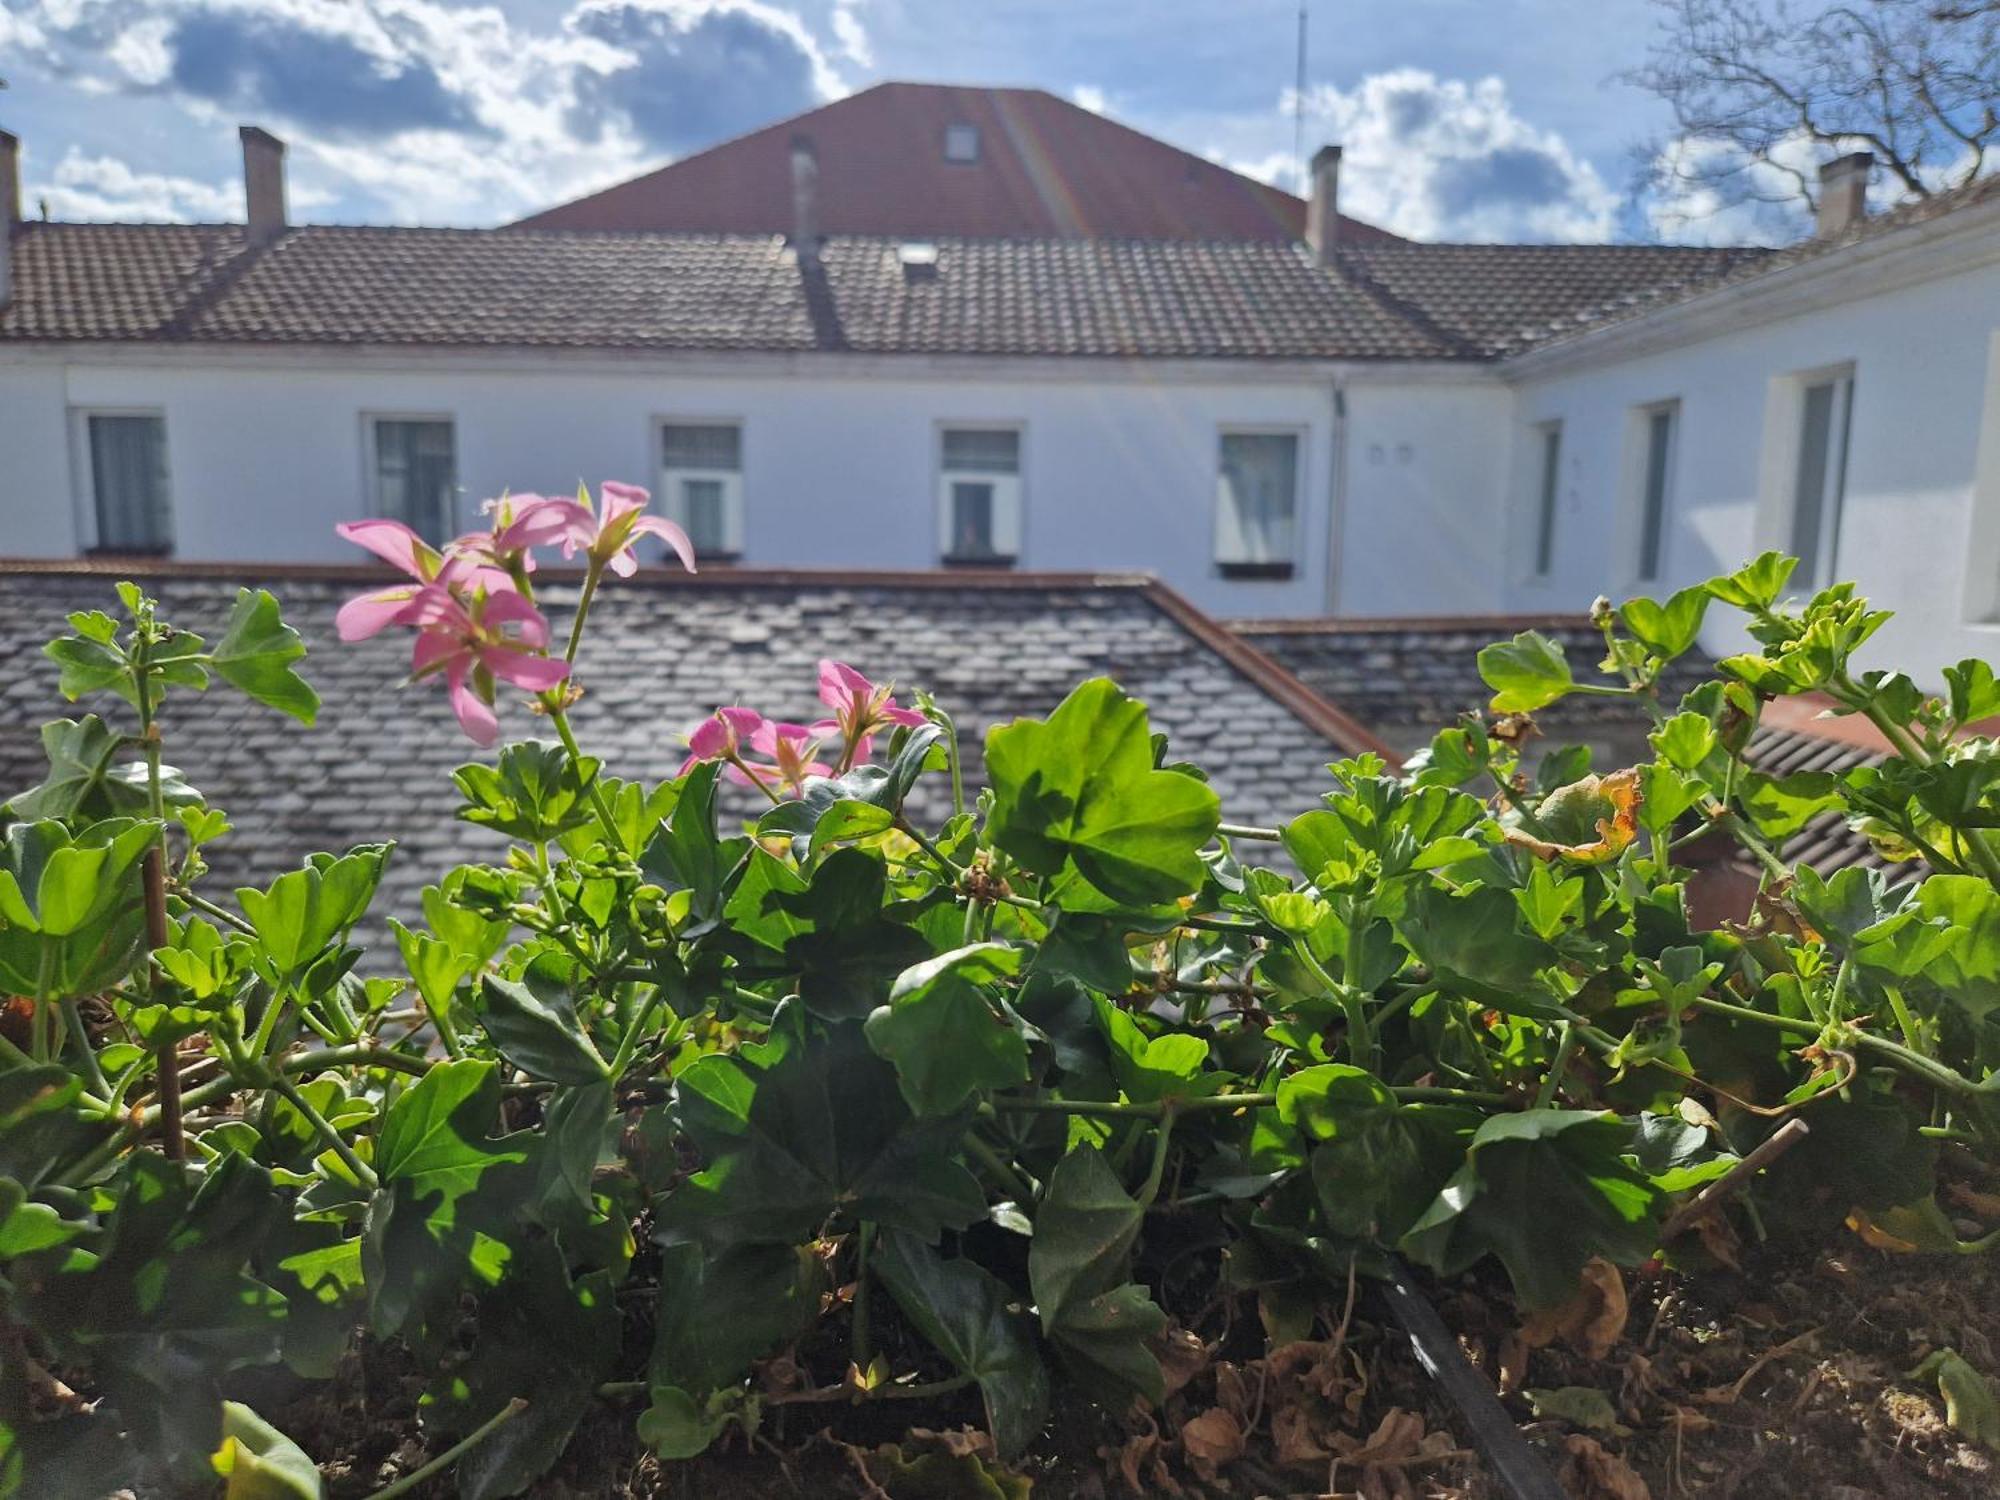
[1235,616,1712,762]
[0,567,1367,921]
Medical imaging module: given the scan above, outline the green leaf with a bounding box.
[1522,1387,1621,1432]
[420,1242,619,1500]
[1477,631,1573,714]
[4,717,169,821]
[1095,999,1218,1103]
[1619,585,1709,660]
[1908,1349,2000,1452]
[1737,770,1842,840]
[1400,1111,1664,1309]
[211,1403,323,1500]
[866,945,1031,1115]
[1027,1147,1143,1333]
[374,1059,529,1204]
[1945,660,2000,729]
[478,955,611,1085]
[1399,884,1558,1015]
[769,848,934,1018]
[211,588,319,724]
[236,846,389,990]
[43,629,131,703]
[1706,552,1797,609]
[872,1230,1051,1459]
[1650,712,1716,772]
[453,740,600,842]
[656,1022,985,1251]
[984,679,1220,906]
[637,1386,751,1460]
[650,1242,826,1394]
[1900,876,2000,1022]
[1280,1066,1464,1242]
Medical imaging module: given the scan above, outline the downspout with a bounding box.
[1325,377,1347,615]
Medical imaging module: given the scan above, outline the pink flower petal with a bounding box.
[818,659,873,709]
[335,586,422,642]
[630,515,698,574]
[483,648,570,692]
[445,660,499,747]
[336,519,434,579]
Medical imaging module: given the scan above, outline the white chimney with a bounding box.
[1305,144,1342,264]
[1816,151,1872,238]
[240,125,288,245]
[789,132,820,262]
[0,129,19,311]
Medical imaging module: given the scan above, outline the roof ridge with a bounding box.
[153,227,285,340]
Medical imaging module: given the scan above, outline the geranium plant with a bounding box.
[1,514,1996,1497]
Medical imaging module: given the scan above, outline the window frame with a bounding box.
[943,123,980,163]
[361,412,460,545]
[70,406,174,557]
[1629,399,1680,585]
[656,416,746,563]
[1785,368,1855,593]
[1963,333,2000,624]
[934,421,1024,567]
[1213,424,1304,581]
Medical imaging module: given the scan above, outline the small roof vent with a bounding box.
[898,241,939,280]
[943,123,979,163]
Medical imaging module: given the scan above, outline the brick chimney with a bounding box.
[1305,144,1342,264]
[240,125,288,245]
[1816,151,1872,238]
[0,128,19,311]
[789,132,820,262]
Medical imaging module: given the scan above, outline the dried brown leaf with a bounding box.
[1562,1434,1652,1500]
[1153,1326,1210,1399]
[1179,1407,1245,1478]
[1520,1257,1629,1361]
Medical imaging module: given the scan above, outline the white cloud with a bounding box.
[1070,84,1107,114]
[36,148,242,220]
[1226,69,1617,243]
[2,0,854,224]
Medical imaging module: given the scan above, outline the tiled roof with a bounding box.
[0,224,1453,359]
[1742,720,1905,878]
[512,82,1401,246]
[1235,616,1712,760]
[1329,243,1771,357]
[0,566,1378,922]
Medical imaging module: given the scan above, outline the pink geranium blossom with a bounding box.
[563,481,698,577]
[333,519,504,642]
[404,586,570,747]
[452,494,593,572]
[813,660,927,768]
[747,721,834,798]
[678,706,767,782]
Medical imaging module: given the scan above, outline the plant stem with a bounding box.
[58,1000,111,1097]
[851,1223,875,1369]
[962,1130,1037,1201]
[367,1399,527,1500]
[768,1373,976,1407]
[270,1074,380,1190]
[993,1092,1277,1121]
[564,561,604,665]
[549,706,627,855]
[896,819,964,880]
[179,891,256,935]
[1535,1022,1576,1110]
[1217,822,1285,843]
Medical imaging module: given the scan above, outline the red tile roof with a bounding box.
[512,82,1401,245]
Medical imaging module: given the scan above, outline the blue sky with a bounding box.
[0,0,1767,242]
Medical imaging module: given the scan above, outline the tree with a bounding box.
[1628,0,1998,222]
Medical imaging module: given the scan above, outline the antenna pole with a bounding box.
[1293,1,1308,190]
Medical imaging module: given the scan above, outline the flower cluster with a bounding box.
[334,483,694,744]
[680,660,927,797]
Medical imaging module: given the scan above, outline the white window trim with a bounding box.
[360,411,460,541]
[69,406,172,555]
[1753,362,1855,595]
[1620,399,1680,588]
[1214,423,1306,578]
[934,420,1024,565]
[1963,332,2000,624]
[655,415,746,561]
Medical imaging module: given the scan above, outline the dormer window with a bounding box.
[944,123,979,163]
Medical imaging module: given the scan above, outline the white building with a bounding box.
[2,121,1997,677]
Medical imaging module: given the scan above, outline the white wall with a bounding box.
[0,351,1510,621]
[1504,255,2000,682]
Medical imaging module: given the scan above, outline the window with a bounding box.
[661,422,743,559]
[1532,422,1562,578]
[944,123,980,163]
[1788,371,1854,591]
[937,427,1021,563]
[370,418,457,543]
[83,413,172,554]
[1635,403,1678,582]
[1216,431,1299,577]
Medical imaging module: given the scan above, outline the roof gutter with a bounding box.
[1498,191,2000,381]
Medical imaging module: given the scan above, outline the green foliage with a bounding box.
[4,565,1997,1490]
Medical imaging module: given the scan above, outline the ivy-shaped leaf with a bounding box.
[865,944,1031,1115]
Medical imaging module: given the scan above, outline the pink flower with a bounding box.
[405,586,570,747]
[334,519,504,642]
[813,660,927,767]
[746,721,834,798]
[679,706,766,780]
[452,494,593,572]
[563,481,698,578]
